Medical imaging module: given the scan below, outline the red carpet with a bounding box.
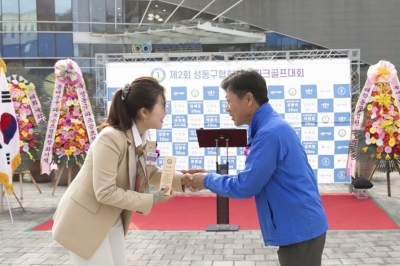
[31,193,399,231]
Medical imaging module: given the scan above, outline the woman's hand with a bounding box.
[151,186,174,205]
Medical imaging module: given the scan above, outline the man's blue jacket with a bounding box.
[204,102,328,246]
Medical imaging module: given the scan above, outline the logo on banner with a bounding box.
[288,88,297,96]
[318,127,334,140]
[321,115,330,124]
[334,113,350,125]
[151,68,166,83]
[334,140,350,154]
[319,156,332,168]
[268,86,285,99]
[203,86,219,100]
[191,89,199,97]
[301,85,317,98]
[318,99,334,112]
[338,129,347,137]
[334,169,349,182]
[171,87,187,100]
[334,84,350,98]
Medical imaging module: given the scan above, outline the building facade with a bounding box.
[164,0,400,68]
[1,0,336,80]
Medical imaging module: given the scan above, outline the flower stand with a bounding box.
[13,170,41,200]
[52,165,80,195]
[29,161,55,183]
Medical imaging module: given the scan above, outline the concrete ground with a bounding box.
[1,171,400,266]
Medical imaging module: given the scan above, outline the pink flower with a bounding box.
[385,146,392,153]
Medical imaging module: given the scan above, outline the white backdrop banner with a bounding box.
[106,59,351,183]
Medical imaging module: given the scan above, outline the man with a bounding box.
[182,69,328,266]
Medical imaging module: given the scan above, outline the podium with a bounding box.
[196,128,247,232]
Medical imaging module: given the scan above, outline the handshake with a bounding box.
[181,168,209,192]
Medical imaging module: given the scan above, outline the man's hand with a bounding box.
[182,173,193,187]
[181,168,208,175]
[183,173,207,192]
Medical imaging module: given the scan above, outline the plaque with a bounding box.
[159,156,176,195]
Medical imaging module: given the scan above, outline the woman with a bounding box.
[52,77,185,266]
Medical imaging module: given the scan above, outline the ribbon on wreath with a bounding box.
[346,60,400,177]
[8,75,46,125]
[40,59,98,174]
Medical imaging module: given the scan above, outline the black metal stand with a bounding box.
[196,129,247,232]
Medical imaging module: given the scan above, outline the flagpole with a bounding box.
[0,185,3,212]
[4,192,13,223]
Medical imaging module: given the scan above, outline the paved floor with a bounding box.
[1,172,400,266]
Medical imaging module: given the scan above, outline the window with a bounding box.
[72,0,89,32]
[106,0,115,31]
[281,36,298,50]
[91,0,106,33]
[106,44,123,53]
[20,0,37,31]
[37,0,55,31]
[74,44,90,57]
[55,0,72,31]
[21,33,38,57]
[56,33,73,57]
[2,0,19,31]
[38,33,55,57]
[91,44,106,57]
[3,33,21,57]
[298,40,314,50]
[124,0,141,24]
[266,32,282,50]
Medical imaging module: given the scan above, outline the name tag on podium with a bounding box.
[159,156,176,195]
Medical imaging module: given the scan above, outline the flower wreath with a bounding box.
[41,59,98,174]
[7,75,45,171]
[349,60,400,173]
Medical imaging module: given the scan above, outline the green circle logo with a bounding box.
[191,89,199,97]
[322,116,330,124]
[151,68,166,83]
[338,129,346,137]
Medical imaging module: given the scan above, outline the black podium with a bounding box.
[196,128,247,232]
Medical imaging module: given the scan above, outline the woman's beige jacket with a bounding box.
[52,127,184,259]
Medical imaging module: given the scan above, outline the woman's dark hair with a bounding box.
[221,69,269,105]
[98,76,165,131]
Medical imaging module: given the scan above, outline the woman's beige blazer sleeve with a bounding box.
[92,129,153,214]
